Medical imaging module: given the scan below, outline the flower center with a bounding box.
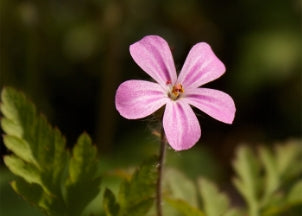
[167,81,184,100]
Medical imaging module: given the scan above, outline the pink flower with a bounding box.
[115,35,236,151]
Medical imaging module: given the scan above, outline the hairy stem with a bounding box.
[156,126,166,216]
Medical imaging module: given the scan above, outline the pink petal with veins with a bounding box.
[115,80,168,119]
[184,88,236,124]
[130,35,177,88]
[178,42,225,89]
[163,101,201,151]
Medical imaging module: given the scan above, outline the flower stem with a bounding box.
[156,126,166,216]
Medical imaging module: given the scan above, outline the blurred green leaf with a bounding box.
[232,141,302,216]
[10,178,63,216]
[198,178,240,216]
[232,146,261,216]
[163,168,198,207]
[223,209,242,216]
[0,167,44,216]
[11,178,44,208]
[275,140,302,181]
[103,188,120,216]
[165,197,205,216]
[3,135,38,165]
[261,179,302,216]
[4,155,41,186]
[118,156,157,216]
[259,146,279,205]
[103,157,158,216]
[65,133,101,216]
[287,180,302,205]
[259,141,302,208]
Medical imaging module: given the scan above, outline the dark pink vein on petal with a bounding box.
[182,59,212,88]
[141,39,172,84]
[186,93,224,112]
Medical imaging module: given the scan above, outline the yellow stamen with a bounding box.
[168,83,184,100]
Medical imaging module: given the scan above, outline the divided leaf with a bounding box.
[232,145,260,216]
[275,141,302,181]
[3,135,38,165]
[103,157,158,216]
[0,87,102,216]
[261,180,302,216]
[232,141,302,216]
[118,157,157,216]
[163,168,198,207]
[2,87,302,216]
[1,87,67,214]
[198,178,240,216]
[103,188,120,216]
[258,146,279,205]
[65,133,102,216]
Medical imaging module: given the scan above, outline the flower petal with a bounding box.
[163,101,201,151]
[177,42,225,89]
[184,88,236,124]
[115,80,168,119]
[129,35,177,87]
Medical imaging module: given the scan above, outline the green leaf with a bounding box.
[103,188,120,216]
[232,141,302,216]
[198,178,234,216]
[258,147,279,205]
[258,140,302,213]
[232,145,261,216]
[0,88,35,138]
[165,197,205,216]
[103,157,158,216]
[163,168,198,207]
[118,156,157,216]
[10,178,60,215]
[223,209,242,216]
[287,180,302,204]
[165,171,242,216]
[4,155,41,186]
[0,87,68,214]
[3,135,38,166]
[11,178,44,208]
[261,180,302,216]
[275,140,302,181]
[65,133,101,216]
[0,87,102,216]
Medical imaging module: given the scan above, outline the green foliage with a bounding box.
[163,169,241,216]
[165,142,302,216]
[103,188,120,216]
[232,146,261,216]
[163,168,203,215]
[1,87,301,216]
[0,87,101,216]
[164,168,199,207]
[65,133,102,216]
[233,141,302,216]
[198,178,241,216]
[165,197,205,216]
[103,157,158,216]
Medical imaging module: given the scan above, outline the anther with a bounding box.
[168,83,184,100]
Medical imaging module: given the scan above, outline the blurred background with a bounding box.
[0,0,301,215]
